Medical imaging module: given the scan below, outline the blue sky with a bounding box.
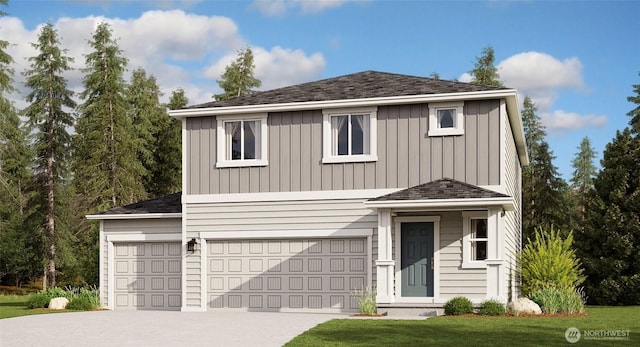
[2,0,639,179]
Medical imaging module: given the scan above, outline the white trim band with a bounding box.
[184,188,401,204]
[199,229,373,240]
[106,233,182,242]
[365,197,515,211]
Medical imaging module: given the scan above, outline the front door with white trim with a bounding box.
[400,222,434,297]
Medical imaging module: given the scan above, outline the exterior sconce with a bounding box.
[187,238,197,253]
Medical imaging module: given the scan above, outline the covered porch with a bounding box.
[364,179,515,311]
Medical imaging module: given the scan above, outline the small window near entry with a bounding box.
[428,101,464,136]
[462,211,489,269]
[470,219,488,261]
[216,114,268,168]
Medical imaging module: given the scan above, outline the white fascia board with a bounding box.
[504,93,529,165]
[184,188,401,204]
[86,213,182,220]
[169,90,519,118]
[364,197,515,211]
[199,228,373,240]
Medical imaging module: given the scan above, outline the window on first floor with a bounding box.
[216,114,268,167]
[322,107,377,163]
[462,211,489,268]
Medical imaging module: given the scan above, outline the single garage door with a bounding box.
[207,238,368,312]
[114,242,182,310]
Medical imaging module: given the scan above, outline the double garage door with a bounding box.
[113,242,182,310]
[206,238,368,312]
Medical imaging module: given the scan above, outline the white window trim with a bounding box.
[216,113,268,168]
[462,210,489,269]
[428,101,464,136]
[322,107,378,163]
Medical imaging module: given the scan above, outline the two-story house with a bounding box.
[88,71,528,314]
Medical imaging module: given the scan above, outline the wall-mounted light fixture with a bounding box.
[187,238,197,253]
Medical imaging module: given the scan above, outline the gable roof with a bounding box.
[369,178,509,201]
[365,178,514,211]
[189,71,508,109]
[86,193,182,220]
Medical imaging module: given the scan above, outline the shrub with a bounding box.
[352,286,377,315]
[26,287,68,309]
[529,286,585,314]
[519,227,585,296]
[66,286,101,310]
[444,296,473,315]
[478,299,506,316]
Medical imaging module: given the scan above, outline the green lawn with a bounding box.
[285,307,639,346]
[0,295,67,319]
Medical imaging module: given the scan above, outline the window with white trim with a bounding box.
[428,101,464,136]
[322,107,377,163]
[462,211,488,268]
[216,114,268,167]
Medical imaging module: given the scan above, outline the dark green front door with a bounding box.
[401,222,434,297]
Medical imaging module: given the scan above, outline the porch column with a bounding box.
[375,209,394,304]
[486,208,506,302]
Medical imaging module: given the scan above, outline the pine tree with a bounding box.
[151,88,188,196]
[578,129,640,304]
[126,68,166,196]
[628,71,640,133]
[22,23,76,288]
[568,137,597,227]
[74,22,145,212]
[0,0,42,287]
[469,45,503,87]
[215,47,261,100]
[521,97,569,241]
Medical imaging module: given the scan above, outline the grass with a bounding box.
[285,306,639,346]
[0,295,69,319]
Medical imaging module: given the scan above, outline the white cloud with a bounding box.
[204,46,326,92]
[540,110,607,132]
[251,0,352,16]
[498,51,584,110]
[1,10,326,107]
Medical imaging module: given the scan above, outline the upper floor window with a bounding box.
[322,107,378,163]
[216,114,268,168]
[428,101,464,136]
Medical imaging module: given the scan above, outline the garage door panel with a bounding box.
[113,242,182,310]
[207,238,368,312]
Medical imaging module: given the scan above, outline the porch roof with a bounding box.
[364,178,514,211]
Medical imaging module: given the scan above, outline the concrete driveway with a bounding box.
[0,310,344,346]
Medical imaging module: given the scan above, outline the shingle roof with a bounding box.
[369,178,509,202]
[95,193,182,215]
[189,70,508,109]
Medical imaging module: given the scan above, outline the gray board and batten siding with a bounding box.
[186,100,502,195]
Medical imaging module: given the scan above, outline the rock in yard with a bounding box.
[507,298,541,315]
[49,297,69,310]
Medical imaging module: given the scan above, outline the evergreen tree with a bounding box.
[126,68,166,196]
[74,22,145,212]
[628,71,640,133]
[0,0,41,287]
[578,129,640,304]
[469,45,503,87]
[215,47,261,100]
[568,137,597,227]
[151,88,188,196]
[521,96,569,241]
[22,23,76,288]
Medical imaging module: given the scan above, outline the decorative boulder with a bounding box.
[49,297,69,310]
[507,298,542,315]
